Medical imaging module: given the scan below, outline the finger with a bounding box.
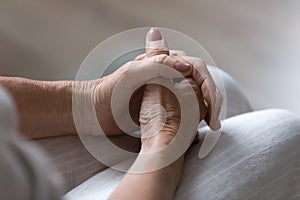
[169,54,193,76]
[170,50,186,57]
[190,78,208,121]
[173,77,207,146]
[146,28,192,74]
[174,77,208,121]
[135,53,146,61]
[202,78,218,129]
[211,88,222,129]
[146,27,169,57]
[134,50,186,61]
[172,55,220,130]
[130,54,189,83]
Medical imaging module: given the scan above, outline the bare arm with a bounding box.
[0,28,221,142]
[110,153,184,200]
[0,76,76,138]
[109,28,209,200]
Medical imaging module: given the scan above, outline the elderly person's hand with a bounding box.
[139,78,207,152]
[91,28,222,136]
[0,28,221,140]
[90,50,193,135]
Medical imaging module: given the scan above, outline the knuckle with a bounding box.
[154,54,169,64]
[148,49,169,58]
[187,78,198,89]
[194,71,203,83]
[194,58,207,72]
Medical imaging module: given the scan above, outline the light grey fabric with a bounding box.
[0,86,64,200]
[64,109,300,200]
[36,134,140,191]
[177,109,300,200]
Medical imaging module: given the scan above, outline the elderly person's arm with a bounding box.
[0,28,221,139]
[0,58,195,139]
[0,77,75,138]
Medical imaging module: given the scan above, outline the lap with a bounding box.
[177,109,300,200]
[65,109,300,200]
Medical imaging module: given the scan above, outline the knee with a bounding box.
[261,108,300,128]
[247,109,300,143]
[223,108,300,146]
[268,108,300,139]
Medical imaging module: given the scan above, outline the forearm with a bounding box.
[0,76,76,138]
[109,153,184,200]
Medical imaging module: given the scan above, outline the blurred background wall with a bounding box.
[0,0,299,115]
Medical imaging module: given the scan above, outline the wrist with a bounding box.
[140,129,179,153]
[132,151,185,188]
[92,77,118,135]
[72,79,104,135]
[0,77,77,138]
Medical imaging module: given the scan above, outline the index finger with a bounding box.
[173,55,221,130]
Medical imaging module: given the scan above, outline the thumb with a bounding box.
[146,27,170,57]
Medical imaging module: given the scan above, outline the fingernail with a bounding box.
[147,27,163,41]
[174,61,191,72]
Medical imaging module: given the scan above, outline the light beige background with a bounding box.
[0,0,299,115]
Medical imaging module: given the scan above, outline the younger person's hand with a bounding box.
[139,28,208,154]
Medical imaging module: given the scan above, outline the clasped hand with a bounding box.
[90,28,222,154]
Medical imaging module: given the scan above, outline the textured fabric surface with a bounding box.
[177,109,300,200]
[0,86,64,200]
[35,134,140,191]
[64,109,300,200]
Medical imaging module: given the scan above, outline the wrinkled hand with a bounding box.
[90,28,222,137]
[135,29,222,131]
[139,77,208,152]
[139,28,208,152]
[92,49,192,135]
